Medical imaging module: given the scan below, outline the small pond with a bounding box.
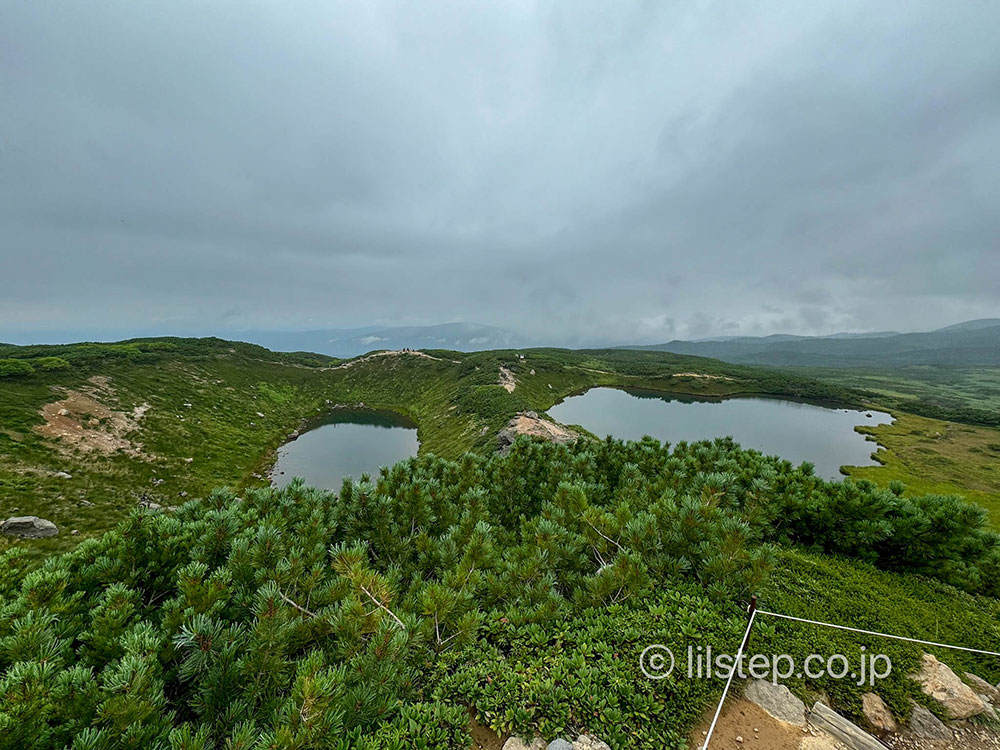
[271,409,419,491]
[546,388,893,481]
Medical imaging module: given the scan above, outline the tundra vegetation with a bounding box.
[1,338,999,749]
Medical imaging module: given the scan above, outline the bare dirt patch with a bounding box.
[35,377,150,457]
[688,698,813,750]
[672,372,736,381]
[498,366,517,392]
[498,412,577,453]
[331,350,458,370]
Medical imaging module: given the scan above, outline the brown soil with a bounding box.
[886,725,1000,750]
[688,698,811,750]
[468,711,506,750]
[35,376,149,457]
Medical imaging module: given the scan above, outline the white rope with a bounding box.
[756,609,1000,657]
[701,607,757,750]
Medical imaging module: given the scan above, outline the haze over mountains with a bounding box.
[230,319,1000,366]
[625,319,1000,367]
[236,322,529,358]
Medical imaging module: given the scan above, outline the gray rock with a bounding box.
[976,696,998,722]
[808,702,888,750]
[137,499,163,511]
[907,703,951,740]
[501,739,545,750]
[744,679,807,726]
[546,741,573,750]
[965,672,1000,705]
[53,471,72,479]
[1,516,59,538]
[79,500,94,507]
[573,736,609,750]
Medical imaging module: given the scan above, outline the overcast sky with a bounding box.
[2,1,998,345]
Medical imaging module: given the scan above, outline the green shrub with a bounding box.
[0,359,34,378]
[33,357,71,372]
[2,436,999,748]
[456,385,528,421]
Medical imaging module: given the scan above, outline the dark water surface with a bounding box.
[547,388,893,481]
[271,409,419,491]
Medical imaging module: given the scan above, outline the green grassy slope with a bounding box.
[1,339,868,560]
[798,364,1000,427]
[4,336,999,565]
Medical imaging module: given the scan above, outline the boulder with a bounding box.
[861,693,897,733]
[53,471,72,479]
[744,679,807,726]
[572,737,610,750]
[906,704,951,741]
[911,654,987,719]
[1,516,59,538]
[964,672,1000,705]
[546,741,573,750]
[502,739,545,750]
[807,702,888,750]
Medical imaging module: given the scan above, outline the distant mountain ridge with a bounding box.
[235,322,528,358]
[626,319,1000,367]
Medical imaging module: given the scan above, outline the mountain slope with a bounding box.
[629,320,1000,367]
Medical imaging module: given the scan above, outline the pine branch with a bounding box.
[360,585,406,630]
[279,589,317,618]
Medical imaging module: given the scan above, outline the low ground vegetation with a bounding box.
[2,437,999,749]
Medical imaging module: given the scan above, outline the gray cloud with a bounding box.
[1,0,998,344]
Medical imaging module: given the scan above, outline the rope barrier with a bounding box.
[698,600,1000,748]
[700,603,757,750]
[756,609,1000,657]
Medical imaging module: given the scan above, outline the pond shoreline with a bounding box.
[546,386,893,482]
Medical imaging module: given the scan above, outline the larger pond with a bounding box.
[271,409,419,491]
[546,388,893,481]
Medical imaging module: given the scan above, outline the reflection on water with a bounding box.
[271,409,418,491]
[547,388,892,481]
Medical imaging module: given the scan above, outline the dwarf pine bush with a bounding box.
[1,435,998,748]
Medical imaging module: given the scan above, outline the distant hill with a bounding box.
[234,322,527,358]
[626,319,1000,367]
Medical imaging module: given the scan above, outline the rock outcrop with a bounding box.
[744,679,807,726]
[497,412,577,453]
[965,672,1000,705]
[1,516,59,538]
[861,693,897,733]
[906,703,951,741]
[911,653,987,719]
